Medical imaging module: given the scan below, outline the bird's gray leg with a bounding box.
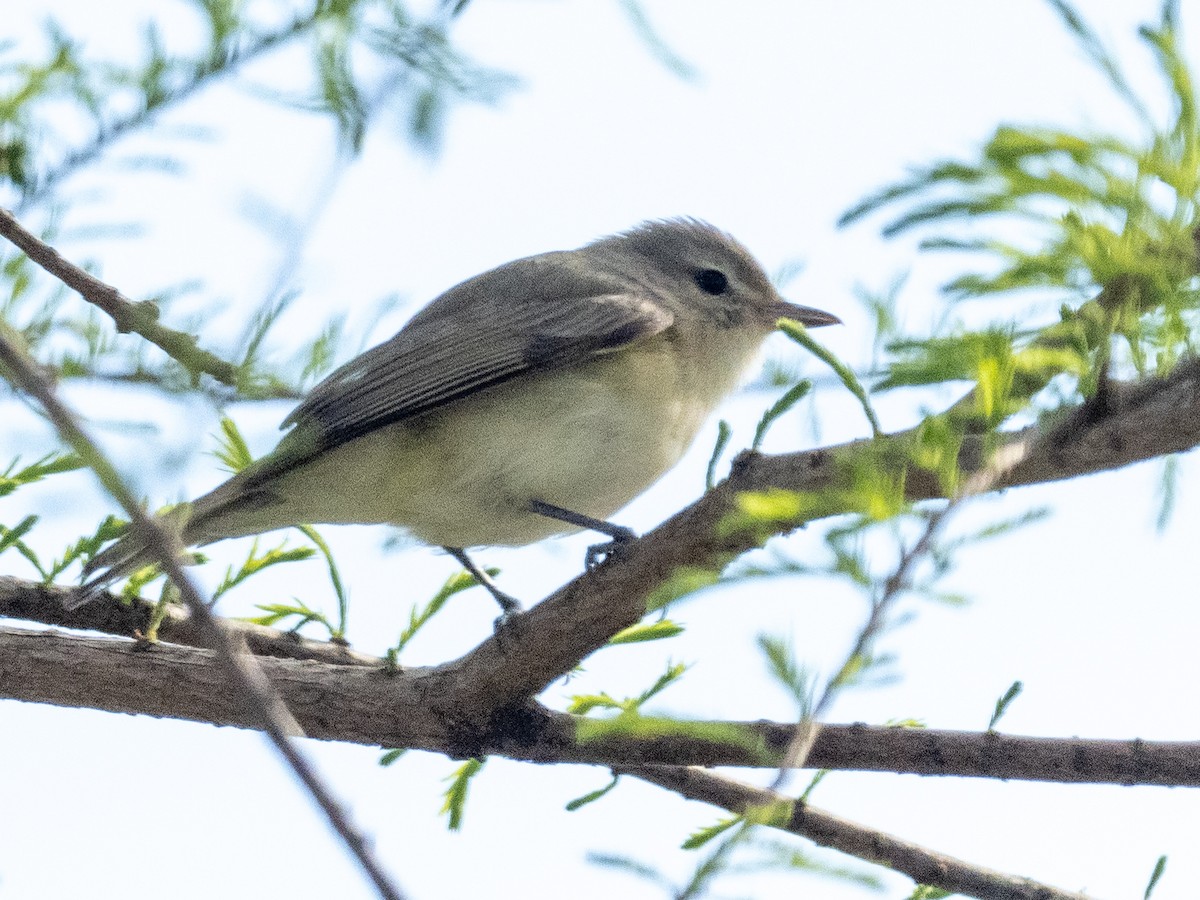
[444,546,522,619]
[527,499,637,569]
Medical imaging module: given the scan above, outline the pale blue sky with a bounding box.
[3,2,1198,898]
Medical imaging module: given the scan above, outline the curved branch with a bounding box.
[6,362,1200,749]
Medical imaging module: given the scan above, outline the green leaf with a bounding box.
[571,662,691,719]
[212,416,254,473]
[295,524,348,637]
[565,774,620,811]
[615,0,698,80]
[682,815,741,850]
[635,660,689,706]
[585,853,671,887]
[47,513,130,582]
[1045,0,1153,130]
[244,597,331,629]
[752,379,812,451]
[1145,854,1168,899]
[214,539,316,602]
[440,758,483,831]
[0,451,85,498]
[390,567,498,658]
[0,514,38,556]
[705,419,731,490]
[567,692,625,715]
[120,561,166,600]
[758,634,814,713]
[987,680,1024,731]
[607,619,685,645]
[778,320,881,436]
[379,748,406,767]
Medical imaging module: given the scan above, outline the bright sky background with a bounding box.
[3,2,1200,898]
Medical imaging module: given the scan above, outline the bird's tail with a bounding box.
[70,504,195,609]
[70,462,286,608]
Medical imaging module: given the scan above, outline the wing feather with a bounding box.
[280,254,673,457]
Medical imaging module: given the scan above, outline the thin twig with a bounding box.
[0,328,406,900]
[672,437,1038,897]
[774,437,1036,785]
[632,766,1096,900]
[0,207,241,385]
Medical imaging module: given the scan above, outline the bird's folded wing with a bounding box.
[278,258,673,460]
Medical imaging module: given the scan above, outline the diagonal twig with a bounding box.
[0,328,405,900]
[771,436,1038,788]
[18,11,325,209]
[0,207,241,385]
[630,765,1097,900]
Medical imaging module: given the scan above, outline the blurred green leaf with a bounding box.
[752,379,812,451]
[607,619,685,645]
[215,539,316,602]
[682,815,741,851]
[987,680,1024,731]
[440,758,483,831]
[705,418,731,490]
[779,320,881,436]
[565,774,619,811]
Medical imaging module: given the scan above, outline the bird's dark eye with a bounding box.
[694,268,729,295]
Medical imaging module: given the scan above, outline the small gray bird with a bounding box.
[81,219,838,612]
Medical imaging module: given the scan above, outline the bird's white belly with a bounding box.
[268,338,741,547]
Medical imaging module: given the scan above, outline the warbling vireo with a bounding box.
[80,219,838,613]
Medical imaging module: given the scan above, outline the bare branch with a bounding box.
[0,578,379,666]
[630,766,1095,900]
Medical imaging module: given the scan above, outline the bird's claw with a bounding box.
[584,525,637,570]
[490,591,523,632]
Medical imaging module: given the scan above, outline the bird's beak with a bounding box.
[771,299,841,328]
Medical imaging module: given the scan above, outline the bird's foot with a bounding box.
[526,499,639,571]
[584,525,636,570]
[443,546,523,626]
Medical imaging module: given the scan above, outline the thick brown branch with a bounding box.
[430,359,1200,720]
[7,363,1200,739]
[630,766,1095,900]
[4,625,1199,787]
